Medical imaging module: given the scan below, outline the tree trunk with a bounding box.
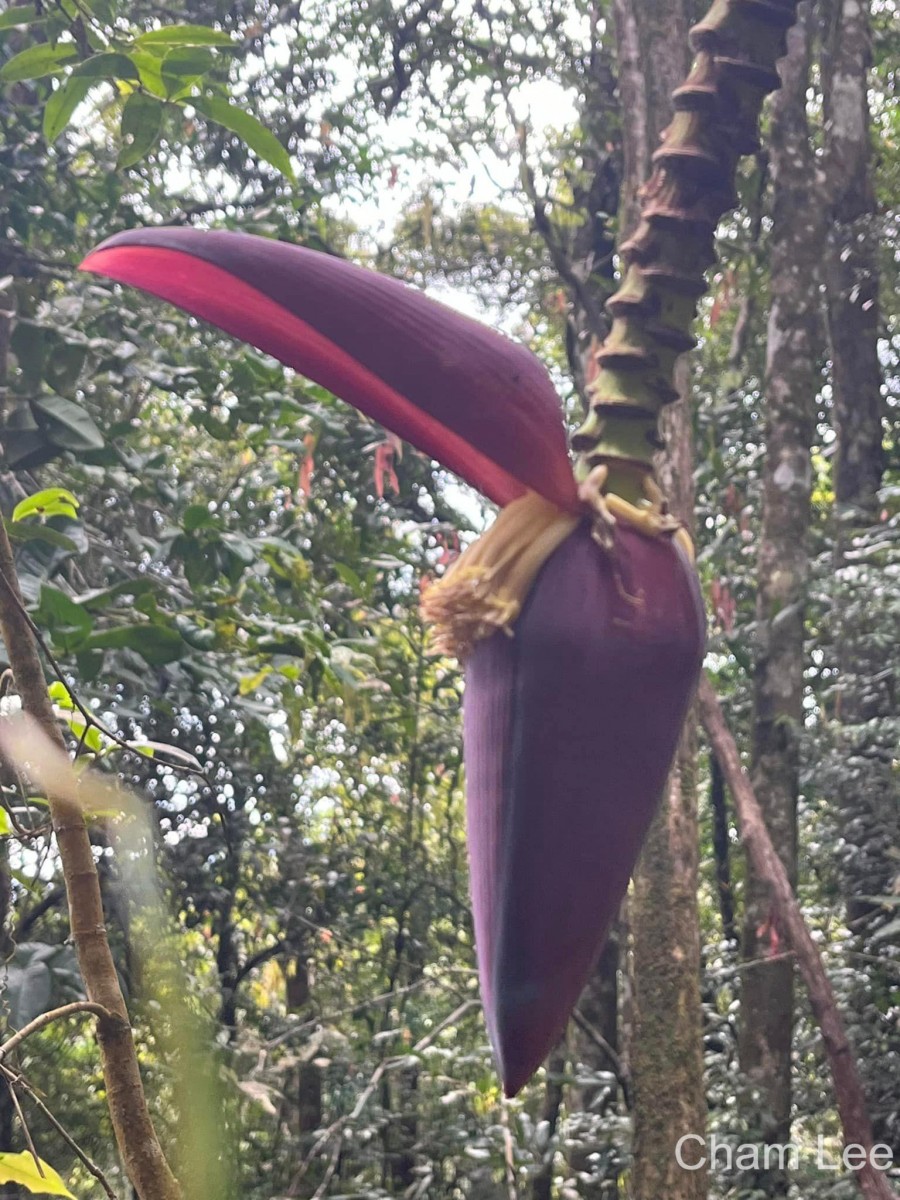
[0,833,14,1158]
[739,11,821,1190]
[613,3,707,1197]
[820,0,883,516]
[563,37,621,404]
[631,725,707,1200]
[820,0,898,1153]
[0,525,180,1200]
[710,757,736,944]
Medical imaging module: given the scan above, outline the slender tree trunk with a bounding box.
[613,3,707,1197]
[631,725,707,1200]
[820,0,883,516]
[820,0,898,1153]
[710,757,736,944]
[563,37,621,404]
[0,523,180,1200]
[561,41,625,1198]
[739,11,822,1190]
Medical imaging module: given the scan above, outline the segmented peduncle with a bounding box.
[573,0,801,492]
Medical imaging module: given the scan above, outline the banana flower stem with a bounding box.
[574,0,800,493]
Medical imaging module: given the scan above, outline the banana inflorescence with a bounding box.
[79,0,800,1099]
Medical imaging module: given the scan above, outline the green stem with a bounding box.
[574,0,801,489]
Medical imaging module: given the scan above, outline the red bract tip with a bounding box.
[463,524,704,1095]
[80,229,578,512]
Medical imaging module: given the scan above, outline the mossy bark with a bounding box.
[739,10,821,1192]
[821,0,899,1152]
[632,728,707,1200]
[613,2,708,1197]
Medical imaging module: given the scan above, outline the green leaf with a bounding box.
[136,24,234,50]
[194,95,294,181]
[0,808,12,836]
[76,578,159,612]
[33,395,104,452]
[43,341,87,392]
[161,46,215,98]
[128,50,166,97]
[84,0,118,21]
[43,8,69,47]
[64,715,105,754]
[49,680,75,709]
[10,320,47,386]
[4,522,79,554]
[86,624,185,666]
[183,504,217,532]
[161,45,215,76]
[71,51,139,81]
[127,740,203,770]
[175,616,217,650]
[0,1151,75,1198]
[872,916,900,944]
[13,488,80,523]
[118,91,163,167]
[44,76,93,141]
[239,666,272,695]
[34,585,93,652]
[0,6,39,31]
[0,42,79,83]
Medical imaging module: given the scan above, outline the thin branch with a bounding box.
[11,888,65,940]
[499,1101,519,1200]
[2,1065,120,1200]
[0,787,45,840]
[0,1000,113,1062]
[232,939,285,991]
[265,977,439,1048]
[308,1136,341,1200]
[410,998,480,1056]
[507,108,607,337]
[572,1007,630,1097]
[2,1068,42,1174]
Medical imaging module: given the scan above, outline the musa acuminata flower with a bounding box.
[80,227,705,1095]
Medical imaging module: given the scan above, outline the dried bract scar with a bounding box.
[80,228,704,1096]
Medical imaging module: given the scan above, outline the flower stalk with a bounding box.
[574,0,801,493]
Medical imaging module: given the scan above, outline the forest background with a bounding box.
[0,0,897,1198]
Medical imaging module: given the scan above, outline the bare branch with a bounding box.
[2,1065,120,1200]
[0,1000,113,1062]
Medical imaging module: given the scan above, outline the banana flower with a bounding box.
[81,228,704,1094]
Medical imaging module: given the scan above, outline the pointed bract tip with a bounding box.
[80,228,579,513]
